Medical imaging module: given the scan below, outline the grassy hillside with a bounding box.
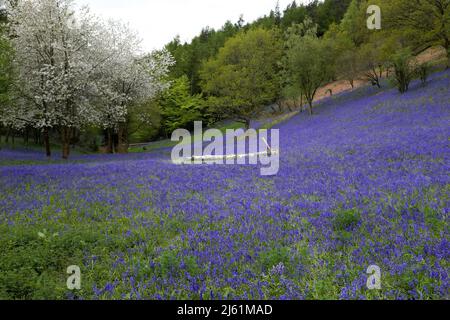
[0,70,448,300]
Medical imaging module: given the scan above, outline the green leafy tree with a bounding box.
[384,0,450,64]
[325,29,355,81]
[127,99,162,143]
[358,42,386,88]
[280,17,319,111]
[164,36,192,80]
[272,1,282,27]
[417,61,431,86]
[336,48,361,88]
[200,28,283,128]
[281,84,304,111]
[314,0,353,36]
[284,34,334,115]
[165,21,241,95]
[160,75,205,134]
[281,1,308,30]
[280,0,351,34]
[339,0,370,46]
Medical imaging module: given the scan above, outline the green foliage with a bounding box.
[200,28,283,127]
[77,126,102,152]
[336,48,360,88]
[258,247,291,273]
[0,29,13,112]
[128,100,162,143]
[358,42,385,88]
[160,75,206,133]
[280,0,351,36]
[333,208,361,232]
[284,16,318,47]
[0,225,107,299]
[164,0,353,97]
[280,1,308,30]
[325,31,356,82]
[390,48,416,93]
[280,17,319,103]
[165,22,241,94]
[156,250,181,277]
[280,84,302,109]
[312,0,353,36]
[417,62,432,86]
[384,0,450,55]
[284,34,334,114]
[0,25,13,141]
[339,0,370,46]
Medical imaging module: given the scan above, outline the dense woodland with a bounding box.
[0,0,449,158]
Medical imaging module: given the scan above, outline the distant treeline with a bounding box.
[165,0,352,95]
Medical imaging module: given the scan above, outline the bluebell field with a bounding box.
[0,71,449,300]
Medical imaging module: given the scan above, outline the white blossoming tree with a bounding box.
[6,0,101,158]
[6,0,173,157]
[93,20,174,153]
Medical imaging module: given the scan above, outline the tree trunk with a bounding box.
[61,127,71,160]
[5,127,10,143]
[24,128,29,145]
[117,124,128,154]
[244,119,251,130]
[108,129,113,154]
[104,129,113,154]
[34,129,39,145]
[287,102,293,112]
[43,127,51,157]
[368,68,381,88]
[276,100,283,113]
[62,142,70,159]
[446,47,449,69]
[308,101,313,116]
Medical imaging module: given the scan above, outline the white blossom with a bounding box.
[4,0,174,137]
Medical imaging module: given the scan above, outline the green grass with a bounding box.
[129,121,246,153]
[0,204,191,300]
[128,114,299,155]
[259,111,299,130]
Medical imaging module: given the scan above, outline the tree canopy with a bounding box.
[200,28,283,128]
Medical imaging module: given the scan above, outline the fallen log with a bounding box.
[173,149,280,165]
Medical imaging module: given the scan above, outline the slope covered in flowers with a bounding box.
[0,71,449,300]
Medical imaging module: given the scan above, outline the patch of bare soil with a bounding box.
[313,46,447,103]
[415,46,448,64]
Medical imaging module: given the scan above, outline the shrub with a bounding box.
[417,62,431,86]
[390,49,416,94]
